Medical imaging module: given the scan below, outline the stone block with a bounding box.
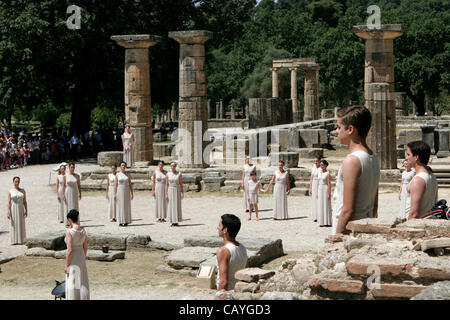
[182,174,201,184]
[411,281,450,300]
[420,238,450,251]
[397,129,422,147]
[126,235,152,249]
[261,292,299,300]
[86,250,125,261]
[269,152,298,168]
[25,248,56,257]
[235,268,276,283]
[298,129,319,147]
[25,232,66,251]
[234,281,260,293]
[202,176,225,192]
[164,247,217,269]
[370,283,428,299]
[220,186,240,193]
[150,241,183,251]
[346,256,414,277]
[398,219,450,237]
[344,238,385,251]
[155,264,197,276]
[347,218,396,234]
[389,227,426,239]
[296,148,323,159]
[308,276,365,294]
[97,151,124,167]
[153,143,175,158]
[0,256,16,265]
[87,234,128,251]
[417,260,450,280]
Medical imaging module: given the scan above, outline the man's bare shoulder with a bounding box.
[216,246,230,258]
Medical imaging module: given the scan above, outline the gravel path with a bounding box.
[1,163,449,259]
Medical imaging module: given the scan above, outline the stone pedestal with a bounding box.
[421,125,436,154]
[111,34,161,163]
[436,129,450,158]
[367,83,397,169]
[169,30,213,168]
[303,64,320,122]
[395,92,407,116]
[354,24,403,169]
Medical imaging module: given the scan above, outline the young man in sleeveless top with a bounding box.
[327,105,380,242]
[216,214,248,299]
[405,141,438,219]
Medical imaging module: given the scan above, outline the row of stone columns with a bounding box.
[112,31,212,168]
[271,64,320,123]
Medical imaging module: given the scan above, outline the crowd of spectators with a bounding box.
[0,126,124,170]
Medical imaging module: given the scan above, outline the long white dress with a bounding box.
[154,169,167,220]
[65,228,89,300]
[167,171,182,224]
[400,169,415,220]
[107,173,117,220]
[317,171,332,226]
[311,165,321,221]
[57,175,66,223]
[116,172,132,224]
[273,170,288,220]
[243,164,255,211]
[123,132,133,168]
[65,174,80,215]
[10,188,26,245]
[248,180,260,205]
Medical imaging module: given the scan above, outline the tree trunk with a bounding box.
[407,89,425,116]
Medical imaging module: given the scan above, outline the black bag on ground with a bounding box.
[422,199,450,220]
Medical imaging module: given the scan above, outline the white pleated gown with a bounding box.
[65,228,89,300]
[400,169,415,220]
[123,133,133,168]
[167,171,182,224]
[317,171,332,226]
[311,165,321,221]
[107,173,117,220]
[65,174,80,215]
[273,170,288,220]
[10,188,26,245]
[57,175,67,223]
[243,164,255,211]
[154,169,167,220]
[116,172,132,224]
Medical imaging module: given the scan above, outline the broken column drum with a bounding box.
[111,34,162,163]
[169,30,213,168]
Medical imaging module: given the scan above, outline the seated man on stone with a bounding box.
[216,214,248,298]
[326,105,380,242]
[406,140,438,219]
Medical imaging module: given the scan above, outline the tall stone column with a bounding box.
[354,24,403,169]
[219,99,224,119]
[303,64,320,122]
[169,30,213,168]
[289,67,300,123]
[215,102,220,119]
[230,106,236,120]
[436,129,450,158]
[395,92,407,116]
[171,103,176,121]
[111,34,161,164]
[367,83,397,169]
[271,67,279,98]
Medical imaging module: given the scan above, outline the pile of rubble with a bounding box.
[230,218,450,300]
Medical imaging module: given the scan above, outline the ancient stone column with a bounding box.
[367,83,397,169]
[169,30,212,168]
[207,99,212,119]
[215,102,220,119]
[271,67,279,98]
[171,103,176,121]
[245,105,249,120]
[436,129,450,158]
[111,34,161,164]
[219,99,224,119]
[354,24,403,169]
[421,125,436,154]
[289,67,300,123]
[395,92,407,117]
[303,64,320,122]
[230,106,235,120]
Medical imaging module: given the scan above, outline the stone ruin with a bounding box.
[228,218,450,300]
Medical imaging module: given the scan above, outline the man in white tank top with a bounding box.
[216,214,248,299]
[405,141,438,219]
[327,105,380,242]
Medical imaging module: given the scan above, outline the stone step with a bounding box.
[26,248,125,261]
[347,218,397,235]
[346,255,415,278]
[308,276,365,294]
